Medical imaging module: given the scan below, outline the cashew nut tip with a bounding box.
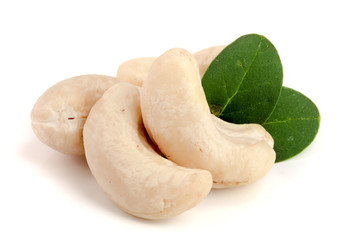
[83,82,212,220]
[30,74,119,156]
[140,48,276,188]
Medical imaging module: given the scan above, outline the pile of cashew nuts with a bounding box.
[31,46,276,220]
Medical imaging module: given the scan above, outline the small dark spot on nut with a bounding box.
[68,117,75,120]
[121,109,125,112]
[199,148,203,152]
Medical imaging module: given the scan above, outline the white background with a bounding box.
[1,0,359,239]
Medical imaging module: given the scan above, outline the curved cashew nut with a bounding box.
[31,74,119,155]
[141,48,276,188]
[83,82,212,220]
[116,46,226,86]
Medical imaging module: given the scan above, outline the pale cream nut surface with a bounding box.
[141,48,276,188]
[31,74,119,155]
[116,57,155,86]
[83,82,212,220]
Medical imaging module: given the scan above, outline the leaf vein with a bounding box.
[262,117,320,126]
[218,35,264,116]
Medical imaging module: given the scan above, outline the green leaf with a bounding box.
[202,33,320,162]
[262,87,320,162]
[202,33,283,124]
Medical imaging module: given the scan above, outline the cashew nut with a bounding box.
[140,48,276,188]
[31,74,119,155]
[83,82,212,220]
